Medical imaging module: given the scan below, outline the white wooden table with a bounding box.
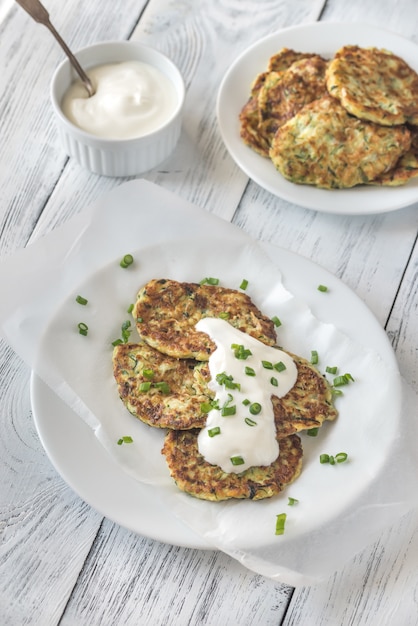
[1,0,417,623]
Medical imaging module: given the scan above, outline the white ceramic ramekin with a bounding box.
[50,41,185,177]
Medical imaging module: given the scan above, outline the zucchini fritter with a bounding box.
[113,342,211,429]
[257,56,328,148]
[274,352,337,437]
[326,45,418,126]
[240,51,327,157]
[162,430,303,501]
[239,71,271,157]
[239,44,418,190]
[371,126,418,186]
[113,341,337,435]
[267,48,318,72]
[113,277,339,502]
[269,96,411,189]
[133,278,277,361]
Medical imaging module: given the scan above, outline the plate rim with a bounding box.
[30,240,401,549]
[216,20,418,215]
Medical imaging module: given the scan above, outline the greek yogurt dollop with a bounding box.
[61,60,178,139]
[196,318,298,474]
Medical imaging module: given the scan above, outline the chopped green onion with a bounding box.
[270,377,278,387]
[335,452,348,463]
[317,284,328,292]
[136,316,143,323]
[275,513,287,535]
[242,399,250,406]
[320,452,348,464]
[332,388,344,396]
[232,344,252,360]
[127,303,134,314]
[219,311,230,320]
[120,254,134,268]
[230,455,245,466]
[76,295,88,305]
[77,322,88,336]
[142,368,154,379]
[139,382,152,392]
[120,320,132,343]
[272,316,282,327]
[262,360,273,370]
[223,393,234,406]
[222,405,236,417]
[245,366,256,376]
[274,361,286,372]
[240,279,249,290]
[216,371,241,390]
[208,427,221,438]
[200,400,220,413]
[245,417,257,427]
[288,497,299,506]
[333,373,355,387]
[117,435,133,445]
[111,320,133,346]
[155,381,170,394]
[216,371,232,385]
[311,350,319,365]
[307,427,319,437]
[326,366,338,375]
[200,277,219,285]
[249,402,262,415]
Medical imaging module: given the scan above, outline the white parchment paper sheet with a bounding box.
[0,179,416,585]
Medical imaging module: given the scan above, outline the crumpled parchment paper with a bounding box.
[0,179,417,586]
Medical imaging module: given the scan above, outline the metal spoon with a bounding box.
[15,0,95,97]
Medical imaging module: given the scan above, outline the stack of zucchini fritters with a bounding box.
[239,46,418,188]
[113,278,338,501]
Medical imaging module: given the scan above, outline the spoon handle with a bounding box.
[15,0,95,96]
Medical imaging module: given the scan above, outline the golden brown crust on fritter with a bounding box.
[326,45,418,126]
[240,53,327,156]
[257,56,328,147]
[113,341,337,435]
[269,96,411,189]
[371,126,418,186]
[239,72,271,157]
[133,279,277,361]
[162,430,303,501]
[239,49,320,157]
[267,48,318,72]
[274,352,337,437]
[113,342,211,429]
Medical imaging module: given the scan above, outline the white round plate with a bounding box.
[30,242,400,550]
[217,21,418,215]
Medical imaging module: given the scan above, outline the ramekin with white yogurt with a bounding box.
[50,41,185,177]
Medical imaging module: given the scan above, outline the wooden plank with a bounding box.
[234,190,418,328]
[282,248,418,624]
[0,354,104,625]
[60,520,293,625]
